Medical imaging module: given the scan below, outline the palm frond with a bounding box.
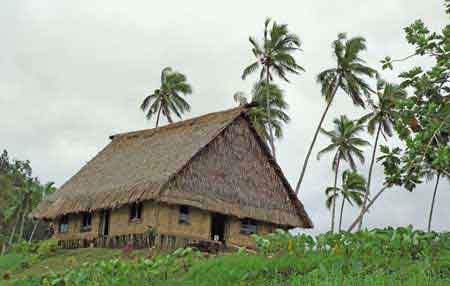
[242,62,260,80]
[317,143,338,160]
[249,36,263,56]
[344,36,367,63]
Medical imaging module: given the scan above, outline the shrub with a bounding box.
[36,239,58,258]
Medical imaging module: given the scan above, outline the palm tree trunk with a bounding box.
[265,69,276,161]
[28,220,39,243]
[357,122,382,231]
[427,173,441,232]
[331,156,341,233]
[164,106,173,123]
[347,186,388,232]
[338,196,345,232]
[29,185,46,243]
[8,211,21,246]
[155,105,162,128]
[18,208,27,241]
[295,76,341,194]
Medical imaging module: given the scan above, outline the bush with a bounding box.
[36,239,58,258]
[10,240,38,255]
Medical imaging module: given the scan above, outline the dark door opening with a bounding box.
[211,213,226,242]
[100,209,110,236]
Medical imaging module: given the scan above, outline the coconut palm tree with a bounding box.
[317,116,370,232]
[141,67,192,127]
[242,18,304,159]
[325,170,367,232]
[234,82,290,141]
[356,80,406,230]
[295,33,377,194]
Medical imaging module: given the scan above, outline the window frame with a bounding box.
[58,215,69,233]
[129,202,142,223]
[179,205,190,225]
[240,218,258,235]
[80,212,92,232]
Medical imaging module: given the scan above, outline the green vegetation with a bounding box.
[2,227,449,286]
[0,150,56,255]
[0,247,147,285]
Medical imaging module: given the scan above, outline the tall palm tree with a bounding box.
[234,82,290,141]
[356,80,406,230]
[325,170,367,232]
[141,67,192,127]
[242,18,304,159]
[295,33,377,194]
[317,116,370,232]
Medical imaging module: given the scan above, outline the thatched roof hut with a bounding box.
[33,105,312,229]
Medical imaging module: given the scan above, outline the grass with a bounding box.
[156,252,446,286]
[0,253,27,277]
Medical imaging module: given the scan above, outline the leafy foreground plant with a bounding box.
[9,227,450,286]
[8,247,202,286]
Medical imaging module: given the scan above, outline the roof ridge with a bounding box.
[110,105,252,140]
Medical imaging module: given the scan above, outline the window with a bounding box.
[129,202,142,222]
[58,215,69,233]
[179,205,189,224]
[240,218,257,235]
[81,212,92,231]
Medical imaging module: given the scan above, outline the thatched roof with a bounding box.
[32,105,312,228]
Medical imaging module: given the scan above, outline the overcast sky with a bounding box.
[1,0,448,234]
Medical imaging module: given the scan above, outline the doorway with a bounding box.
[99,209,110,236]
[211,213,226,242]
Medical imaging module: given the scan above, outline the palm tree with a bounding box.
[317,116,370,232]
[325,170,366,232]
[356,80,406,230]
[295,33,377,194]
[242,18,304,159]
[234,82,290,141]
[141,67,192,127]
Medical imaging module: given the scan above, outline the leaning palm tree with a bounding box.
[318,116,370,232]
[242,18,304,159]
[233,82,290,141]
[356,80,406,230]
[295,33,377,194]
[325,170,367,232]
[141,67,193,127]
